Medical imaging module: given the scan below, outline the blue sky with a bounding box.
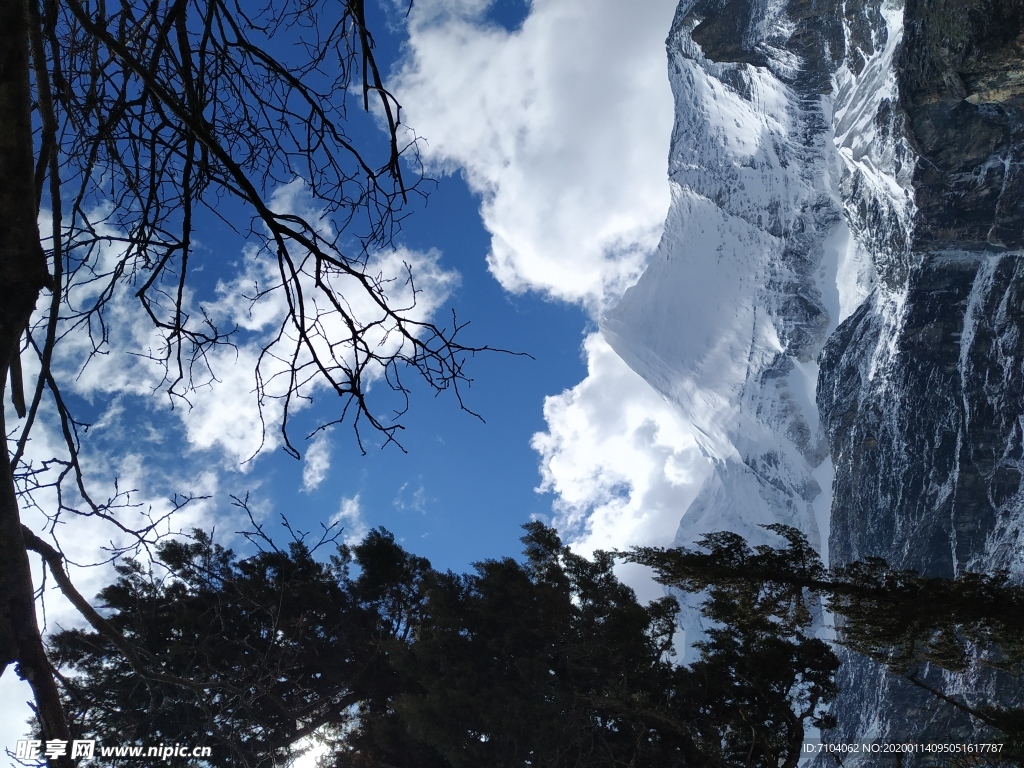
[38,0,687,573]
[263,171,593,571]
[3,0,700,752]
[219,0,685,572]
[219,0,594,571]
[9,0,686,583]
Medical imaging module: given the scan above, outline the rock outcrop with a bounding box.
[819,0,1024,754]
[604,0,1024,759]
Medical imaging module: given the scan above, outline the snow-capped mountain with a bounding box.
[603,0,1024,756]
[603,0,846,567]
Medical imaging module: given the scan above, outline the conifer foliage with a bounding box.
[625,524,1024,755]
[55,518,1024,766]
[49,523,839,768]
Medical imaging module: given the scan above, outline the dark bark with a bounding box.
[0,0,49,343]
[0,0,70,763]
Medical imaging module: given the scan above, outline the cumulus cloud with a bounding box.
[191,183,460,464]
[330,494,369,545]
[302,431,333,491]
[1,414,256,750]
[4,180,459,738]
[45,181,460,467]
[390,0,704,587]
[532,334,710,597]
[392,0,677,310]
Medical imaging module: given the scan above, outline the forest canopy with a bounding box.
[47,522,838,768]
[39,517,1024,766]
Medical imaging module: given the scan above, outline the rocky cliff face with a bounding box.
[602,0,861,646]
[603,0,1024,758]
[603,0,846,592]
[819,0,1024,754]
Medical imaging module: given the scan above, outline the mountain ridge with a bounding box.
[603,0,1024,757]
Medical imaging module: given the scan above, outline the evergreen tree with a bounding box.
[51,522,851,768]
[52,524,697,768]
[624,526,837,768]
[334,522,699,768]
[52,531,378,767]
[624,525,1024,754]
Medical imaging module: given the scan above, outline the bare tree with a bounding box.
[0,0,497,761]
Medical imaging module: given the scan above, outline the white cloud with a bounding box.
[391,0,696,598]
[3,0,689,744]
[189,183,460,464]
[393,480,428,514]
[2,402,239,746]
[302,431,333,491]
[330,494,369,545]
[43,182,460,467]
[532,334,711,597]
[393,0,677,310]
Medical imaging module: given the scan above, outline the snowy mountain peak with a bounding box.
[604,0,1024,750]
[602,0,853,563]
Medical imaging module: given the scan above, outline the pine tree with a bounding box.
[624,524,1024,755]
[52,531,375,767]
[52,524,698,768]
[336,522,699,768]
[625,525,838,768]
[51,521,856,768]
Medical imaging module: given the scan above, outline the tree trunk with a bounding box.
[0,0,72,762]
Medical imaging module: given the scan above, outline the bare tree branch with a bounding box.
[0,0,519,755]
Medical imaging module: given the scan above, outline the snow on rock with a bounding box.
[605,0,1024,714]
[602,0,844,564]
[602,0,1024,745]
[815,0,1024,752]
[599,0,855,655]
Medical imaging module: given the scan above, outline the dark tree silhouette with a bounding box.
[624,526,838,768]
[51,524,414,767]
[336,522,695,768]
[0,0,503,759]
[624,524,1024,755]
[49,521,851,768]
[52,523,697,768]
